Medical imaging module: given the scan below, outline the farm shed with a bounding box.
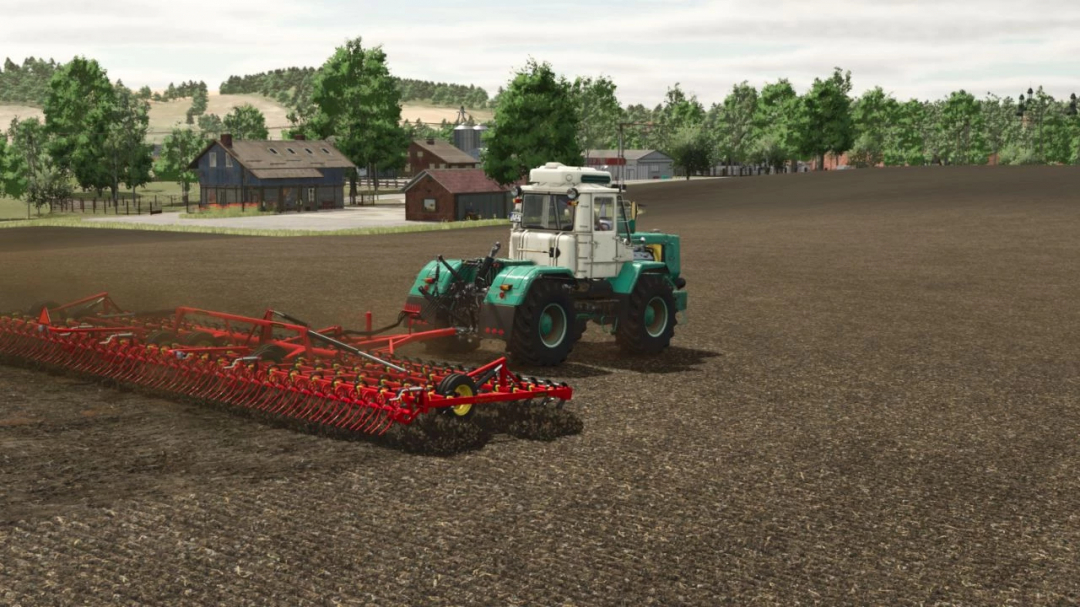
[404,169,511,222]
[188,134,356,212]
[585,149,674,181]
[406,138,479,176]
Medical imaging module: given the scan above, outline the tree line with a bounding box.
[480,64,1080,184]
[0,57,61,105]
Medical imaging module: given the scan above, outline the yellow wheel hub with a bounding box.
[451,384,474,417]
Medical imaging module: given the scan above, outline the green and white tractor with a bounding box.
[404,162,687,366]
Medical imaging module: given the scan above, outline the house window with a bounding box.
[287,148,297,154]
[225,155,233,168]
[209,153,217,168]
[423,198,436,212]
[417,151,424,159]
[269,148,279,154]
[305,148,313,154]
[321,148,331,154]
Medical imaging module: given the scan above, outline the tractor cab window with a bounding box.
[614,195,634,233]
[594,196,615,231]
[521,193,574,231]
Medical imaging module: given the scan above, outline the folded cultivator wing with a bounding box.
[0,293,577,453]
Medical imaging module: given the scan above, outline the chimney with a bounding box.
[426,138,435,145]
[293,133,306,141]
[220,133,232,147]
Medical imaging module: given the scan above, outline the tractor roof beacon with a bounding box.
[405,162,687,366]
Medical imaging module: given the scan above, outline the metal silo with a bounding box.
[453,124,475,153]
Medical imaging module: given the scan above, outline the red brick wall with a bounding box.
[405,175,456,221]
[406,142,476,175]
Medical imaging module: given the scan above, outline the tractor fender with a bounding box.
[484,265,575,307]
[407,258,466,298]
[608,261,670,295]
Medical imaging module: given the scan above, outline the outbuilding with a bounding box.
[585,149,674,181]
[406,137,479,176]
[188,134,356,212]
[404,168,511,222]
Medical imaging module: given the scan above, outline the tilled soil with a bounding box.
[2,166,1079,605]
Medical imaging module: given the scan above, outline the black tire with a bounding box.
[507,280,579,366]
[252,344,287,363]
[180,331,219,347]
[437,373,478,419]
[145,330,178,346]
[616,274,677,355]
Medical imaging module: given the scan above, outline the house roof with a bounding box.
[248,168,325,179]
[404,169,508,195]
[586,149,672,162]
[188,139,356,171]
[411,138,479,165]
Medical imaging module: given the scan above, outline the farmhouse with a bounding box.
[188,134,356,212]
[406,137,479,175]
[585,149,674,181]
[404,168,511,222]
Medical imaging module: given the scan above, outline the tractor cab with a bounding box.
[509,163,639,279]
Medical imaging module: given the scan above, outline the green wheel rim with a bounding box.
[644,296,669,338]
[538,303,567,348]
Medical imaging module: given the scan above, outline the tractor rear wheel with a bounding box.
[508,280,580,366]
[616,274,677,355]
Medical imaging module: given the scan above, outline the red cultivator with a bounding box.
[0,293,575,450]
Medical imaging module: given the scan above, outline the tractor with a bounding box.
[405,162,687,366]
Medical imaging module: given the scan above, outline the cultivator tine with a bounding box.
[2,294,575,443]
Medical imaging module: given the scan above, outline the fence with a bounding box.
[47,195,193,216]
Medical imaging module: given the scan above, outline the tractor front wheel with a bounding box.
[508,280,581,366]
[616,274,677,355]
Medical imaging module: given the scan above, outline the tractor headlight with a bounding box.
[566,187,579,201]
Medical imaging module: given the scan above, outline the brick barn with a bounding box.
[406,138,479,176]
[189,134,356,212]
[404,169,511,222]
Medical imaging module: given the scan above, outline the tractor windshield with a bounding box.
[521,193,574,231]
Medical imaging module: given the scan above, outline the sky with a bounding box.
[2,0,1079,107]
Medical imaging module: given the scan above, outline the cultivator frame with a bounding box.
[0,293,573,436]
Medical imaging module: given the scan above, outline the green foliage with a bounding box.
[997,143,1038,165]
[160,80,207,101]
[482,60,581,185]
[667,125,714,178]
[711,81,757,165]
[102,84,153,198]
[190,82,209,115]
[198,113,224,139]
[796,67,855,167]
[223,104,269,140]
[136,85,152,100]
[43,56,115,193]
[0,56,61,105]
[850,86,898,167]
[403,117,453,143]
[572,75,621,155]
[306,37,409,181]
[940,90,987,164]
[654,83,705,153]
[157,127,205,200]
[5,117,72,211]
[751,79,800,170]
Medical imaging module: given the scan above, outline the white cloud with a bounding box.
[2,0,1077,106]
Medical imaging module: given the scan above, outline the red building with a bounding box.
[404,169,510,222]
[406,138,479,175]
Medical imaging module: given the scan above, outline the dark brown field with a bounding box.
[2,166,1079,606]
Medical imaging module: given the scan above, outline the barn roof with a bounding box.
[410,138,479,165]
[404,169,508,195]
[188,138,356,171]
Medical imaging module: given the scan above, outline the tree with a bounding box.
[6,117,72,215]
[655,83,705,153]
[136,85,152,100]
[102,83,153,204]
[751,79,801,172]
[198,113,224,139]
[482,59,581,185]
[190,82,209,116]
[711,82,758,169]
[43,56,115,193]
[940,90,987,165]
[223,104,269,140]
[668,125,713,179]
[306,37,409,197]
[571,75,620,159]
[981,94,1020,162]
[159,127,205,205]
[848,86,898,168]
[796,67,855,169]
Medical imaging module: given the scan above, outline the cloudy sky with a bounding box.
[3,0,1079,106]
